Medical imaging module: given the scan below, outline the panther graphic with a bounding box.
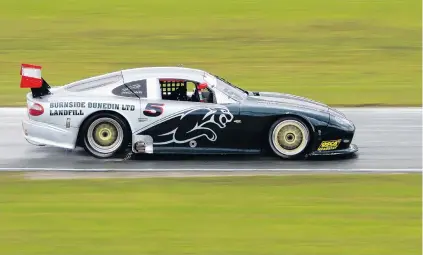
[140,106,234,145]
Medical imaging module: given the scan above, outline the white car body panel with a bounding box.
[21,66,243,154]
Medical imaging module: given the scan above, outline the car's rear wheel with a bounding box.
[81,113,130,158]
[268,117,311,159]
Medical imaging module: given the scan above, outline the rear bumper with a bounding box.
[22,117,78,149]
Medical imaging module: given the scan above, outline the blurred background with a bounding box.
[0,1,421,254]
[1,0,421,106]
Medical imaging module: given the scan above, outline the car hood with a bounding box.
[248,91,330,113]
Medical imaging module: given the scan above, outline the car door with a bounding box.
[170,99,242,153]
[170,83,246,153]
[136,99,241,153]
[135,77,248,154]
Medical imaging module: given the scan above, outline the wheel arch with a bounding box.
[76,110,132,147]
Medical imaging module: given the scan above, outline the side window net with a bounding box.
[159,79,188,100]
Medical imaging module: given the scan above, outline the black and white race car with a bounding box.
[20,64,358,159]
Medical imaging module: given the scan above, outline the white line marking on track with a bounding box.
[0,168,421,172]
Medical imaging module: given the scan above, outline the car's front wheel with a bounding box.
[268,117,311,159]
[81,113,130,158]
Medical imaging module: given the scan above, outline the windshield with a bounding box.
[212,74,249,101]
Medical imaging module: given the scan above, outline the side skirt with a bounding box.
[132,134,261,155]
[152,147,261,155]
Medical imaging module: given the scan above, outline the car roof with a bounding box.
[62,66,210,93]
[121,66,208,83]
[122,66,205,75]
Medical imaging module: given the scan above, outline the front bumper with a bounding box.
[22,117,78,149]
[308,143,358,157]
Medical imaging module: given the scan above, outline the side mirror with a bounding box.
[197,82,208,90]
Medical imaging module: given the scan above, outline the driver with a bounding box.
[192,82,208,102]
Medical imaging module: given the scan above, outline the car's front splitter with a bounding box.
[307,144,358,157]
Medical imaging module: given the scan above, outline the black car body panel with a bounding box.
[149,91,357,157]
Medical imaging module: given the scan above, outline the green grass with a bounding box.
[0,0,421,106]
[0,173,421,255]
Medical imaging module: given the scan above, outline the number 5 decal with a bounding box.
[143,103,164,117]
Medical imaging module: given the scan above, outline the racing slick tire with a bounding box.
[81,113,131,159]
[268,117,311,159]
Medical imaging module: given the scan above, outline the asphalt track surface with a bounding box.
[0,107,422,173]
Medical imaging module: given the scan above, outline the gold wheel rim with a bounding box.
[272,120,309,156]
[93,123,118,147]
[276,124,303,150]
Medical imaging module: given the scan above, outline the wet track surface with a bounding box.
[0,107,421,172]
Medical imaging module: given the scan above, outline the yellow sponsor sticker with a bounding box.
[318,139,341,151]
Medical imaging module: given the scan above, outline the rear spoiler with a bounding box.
[20,63,51,98]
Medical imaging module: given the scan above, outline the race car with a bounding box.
[20,64,358,159]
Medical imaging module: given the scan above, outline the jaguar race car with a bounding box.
[20,64,358,159]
